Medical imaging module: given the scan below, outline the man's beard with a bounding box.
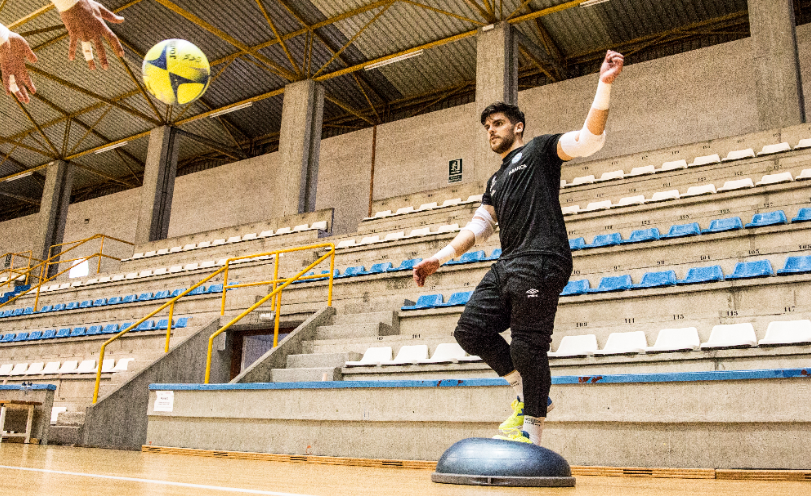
[490,132,516,154]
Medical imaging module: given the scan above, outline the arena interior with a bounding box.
[2,0,811,494]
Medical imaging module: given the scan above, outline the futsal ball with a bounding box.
[142,39,210,105]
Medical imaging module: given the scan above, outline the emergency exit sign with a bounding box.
[448,159,462,183]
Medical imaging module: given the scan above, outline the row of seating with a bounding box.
[337,224,462,249]
[127,221,329,260]
[364,195,483,221]
[550,320,811,357]
[401,256,811,309]
[570,209,811,249]
[0,357,134,376]
[562,170,811,215]
[561,140,810,187]
[345,343,480,367]
[0,316,192,344]
[0,284,30,303]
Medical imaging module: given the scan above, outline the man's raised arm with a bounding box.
[557,50,624,161]
[413,204,497,287]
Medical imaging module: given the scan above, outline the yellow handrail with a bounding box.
[0,251,41,290]
[204,242,336,384]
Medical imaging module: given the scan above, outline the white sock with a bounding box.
[523,415,545,446]
[503,370,523,402]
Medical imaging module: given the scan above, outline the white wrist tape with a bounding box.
[463,205,496,244]
[82,41,94,61]
[8,75,18,94]
[432,245,457,266]
[51,0,80,12]
[0,23,10,46]
[592,81,611,110]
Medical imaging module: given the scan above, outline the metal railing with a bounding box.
[0,251,41,291]
[92,242,335,401]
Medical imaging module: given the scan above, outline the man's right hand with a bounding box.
[0,33,38,103]
[413,258,440,287]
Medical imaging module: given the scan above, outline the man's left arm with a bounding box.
[557,50,624,161]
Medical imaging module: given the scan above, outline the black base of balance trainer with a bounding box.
[431,438,576,487]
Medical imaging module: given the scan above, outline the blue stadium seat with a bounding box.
[87,325,103,336]
[101,324,119,334]
[745,210,788,228]
[569,238,586,251]
[0,295,8,305]
[26,330,42,340]
[0,333,14,342]
[121,295,136,303]
[401,294,444,310]
[447,251,485,265]
[65,302,79,310]
[390,259,422,272]
[119,322,134,332]
[621,228,661,244]
[175,317,191,328]
[79,300,92,308]
[55,328,71,338]
[662,222,701,239]
[156,319,172,330]
[137,320,156,331]
[106,296,122,305]
[169,288,186,298]
[188,286,206,296]
[359,262,394,275]
[154,290,171,299]
[633,270,677,289]
[0,310,12,318]
[206,284,223,293]
[702,217,743,234]
[23,307,34,315]
[293,272,314,284]
[726,259,775,279]
[136,293,153,301]
[313,270,339,282]
[338,266,365,278]
[588,275,634,293]
[12,308,23,316]
[93,298,107,307]
[70,327,87,337]
[37,305,53,313]
[487,249,502,260]
[792,208,811,223]
[436,291,473,307]
[561,279,590,296]
[585,233,622,249]
[41,329,56,339]
[12,332,28,342]
[677,265,724,285]
[53,303,66,312]
[16,284,30,293]
[777,256,811,275]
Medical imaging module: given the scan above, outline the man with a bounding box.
[414,50,624,445]
[1,0,124,103]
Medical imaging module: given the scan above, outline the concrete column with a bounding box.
[33,160,73,276]
[277,79,325,216]
[135,126,179,245]
[748,0,805,130]
[475,21,518,183]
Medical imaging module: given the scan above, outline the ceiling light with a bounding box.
[580,0,611,7]
[365,50,424,71]
[94,141,129,154]
[208,102,254,118]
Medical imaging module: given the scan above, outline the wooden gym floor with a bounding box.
[0,444,808,496]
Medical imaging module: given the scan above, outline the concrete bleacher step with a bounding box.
[314,322,397,340]
[285,352,361,369]
[331,311,398,328]
[271,366,343,382]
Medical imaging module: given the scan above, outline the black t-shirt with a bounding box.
[481,134,572,265]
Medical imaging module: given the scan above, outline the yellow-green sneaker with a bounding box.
[493,429,533,444]
[498,397,554,433]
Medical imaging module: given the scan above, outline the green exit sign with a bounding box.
[448,159,462,183]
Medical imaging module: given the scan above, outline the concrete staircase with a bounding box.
[271,311,399,382]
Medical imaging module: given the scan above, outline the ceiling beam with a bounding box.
[514,29,563,83]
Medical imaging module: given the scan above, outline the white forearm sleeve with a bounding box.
[0,23,10,46]
[560,81,610,158]
[51,0,79,12]
[432,245,457,265]
[463,206,496,244]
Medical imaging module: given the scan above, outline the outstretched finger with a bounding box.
[24,43,38,64]
[102,25,124,58]
[68,35,77,61]
[94,37,109,70]
[20,71,36,96]
[16,84,30,104]
[99,5,125,24]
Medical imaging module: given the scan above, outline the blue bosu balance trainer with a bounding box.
[432,438,575,487]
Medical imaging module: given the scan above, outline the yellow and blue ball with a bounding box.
[142,39,210,106]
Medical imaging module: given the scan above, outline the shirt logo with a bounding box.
[508,164,527,176]
[526,288,539,298]
[511,152,523,164]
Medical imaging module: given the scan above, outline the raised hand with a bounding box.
[0,33,38,103]
[413,258,440,287]
[60,0,124,70]
[600,50,624,84]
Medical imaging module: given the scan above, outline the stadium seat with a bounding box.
[725,259,774,280]
[777,256,811,275]
[384,232,406,242]
[26,331,42,341]
[188,286,206,296]
[745,210,788,228]
[662,222,701,239]
[585,233,622,249]
[76,360,97,374]
[385,345,429,365]
[111,274,125,281]
[169,265,183,273]
[112,358,135,372]
[373,209,392,218]
[717,178,754,192]
[337,266,365,279]
[87,325,103,335]
[447,251,485,265]
[700,323,757,349]
[561,205,580,215]
[629,165,655,176]
[633,270,677,289]
[659,159,687,171]
[136,292,153,302]
[360,235,381,245]
[200,260,216,268]
[645,327,700,352]
[589,275,633,293]
[758,142,791,155]
[40,329,56,339]
[293,272,314,284]
[169,245,183,253]
[42,362,60,374]
[408,227,431,237]
[795,139,811,149]
[137,320,157,332]
[358,263,393,275]
[758,320,811,346]
[595,331,648,355]
[184,263,199,271]
[38,305,53,313]
[549,334,598,357]
[125,273,138,280]
[58,361,79,374]
[797,169,811,180]
[616,195,645,207]
[441,198,462,207]
[683,184,717,197]
[93,298,107,307]
[569,237,586,251]
[12,308,23,316]
[154,290,170,299]
[722,148,755,161]
[702,217,743,234]
[0,333,15,343]
[418,202,438,211]
[121,295,136,303]
[101,359,116,373]
[26,362,44,375]
[792,208,811,223]
[585,200,612,211]
[621,228,660,244]
[156,319,173,330]
[437,224,460,234]
[259,230,274,238]
[560,279,590,296]
[677,265,724,284]
[156,248,169,255]
[465,194,484,203]
[206,284,223,293]
[689,154,720,167]
[13,332,28,342]
[101,324,119,335]
[52,328,70,339]
[175,317,192,328]
[9,363,29,375]
[337,239,357,249]
[418,343,467,364]
[571,175,595,186]
[107,296,122,305]
[393,207,413,216]
[293,224,310,232]
[243,233,258,241]
[345,347,393,367]
[436,291,473,307]
[70,327,86,337]
[168,288,185,298]
[119,323,134,332]
[275,227,292,235]
[597,170,624,182]
[132,252,144,259]
[649,190,679,202]
[756,172,793,186]
[401,294,444,310]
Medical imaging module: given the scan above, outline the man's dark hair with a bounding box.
[480,102,525,132]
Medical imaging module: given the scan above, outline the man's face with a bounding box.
[483,112,522,154]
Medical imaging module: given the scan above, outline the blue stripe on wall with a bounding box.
[0,384,57,391]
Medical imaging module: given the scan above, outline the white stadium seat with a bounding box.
[758,142,791,155]
[645,328,700,353]
[311,221,328,230]
[76,360,97,374]
[345,347,393,367]
[9,363,29,376]
[337,239,357,249]
[717,178,754,192]
[360,235,381,245]
[722,148,755,161]
[794,138,811,149]
[132,252,144,259]
[616,195,645,207]
[0,364,14,376]
[797,169,811,181]
[594,331,648,355]
[259,230,274,237]
[169,265,183,273]
[756,172,793,186]
[441,198,462,207]
[465,194,483,203]
[436,224,460,233]
[112,358,135,372]
[659,159,687,172]
[293,224,310,231]
[157,248,169,255]
[169,246,182,253]
[560,180,567,188]
[408,227,431,237]
[418,202,438,211]
[418,343,467,364]
[42,362,61,374]
[561,205,580,215]
[548,335,598,357]
[211,239,226,246]
[26,362,45,375]
[682,184,717,197]
[648,190,680,202]
[385,345,429,365]
[275,227,292,235]
[584,200,612,211]
[183,263,199,271]
[629,165,655,176]
[689,154,720,167]
[58,360,79,374]
[369,210,392,219]
[101,359,116,373]
[183,243,198,250]
[153,268,167,276]
[384,232,406,241]
[571,175,595,186]
[700,323,757,349]
[226,236,242,243]
[144,251,157,258]
[242,233,258,241]
[597,170,624,182]
[395,207,415,215]
[758,320,811,346]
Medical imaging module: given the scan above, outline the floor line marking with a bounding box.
[0,465,318,496]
